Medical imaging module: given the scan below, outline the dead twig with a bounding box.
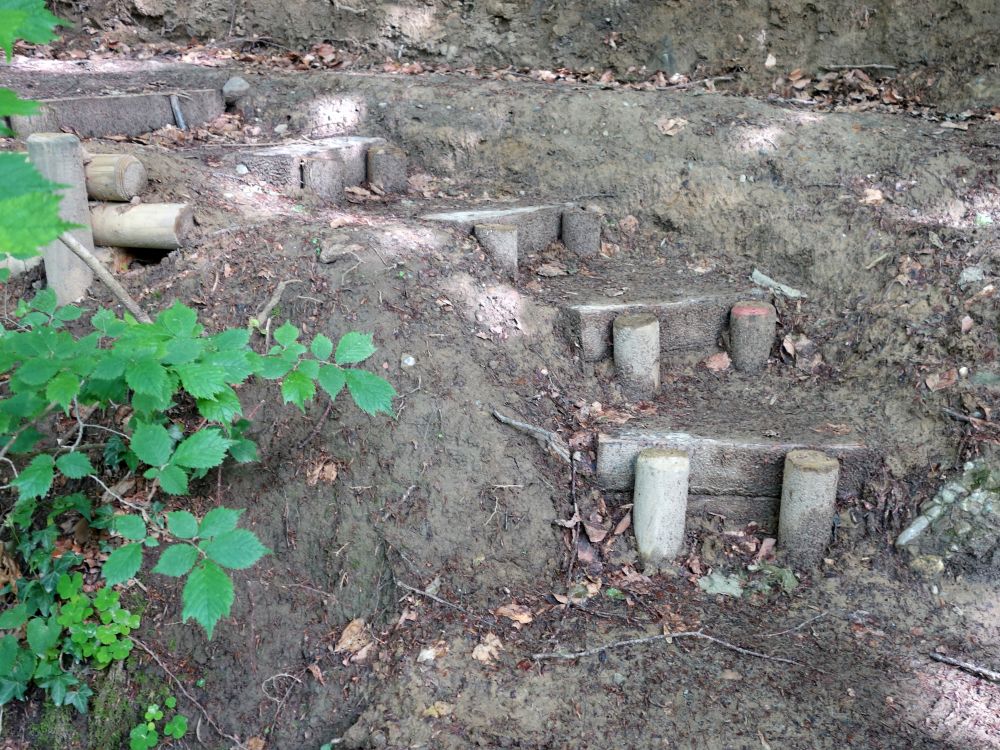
[492,409,571,463]
[533,629,826,673]
[131,637,249,749]
[820,64,897,71]
[58,233,152,323]
[396,580,479,620]
[929,652,1000,683]
[763,611,827,638]
[256,278,302,324]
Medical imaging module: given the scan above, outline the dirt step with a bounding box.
[597,421,875,495]
[232,136,386,194]
[10,89,224,138]
[421,204,569,254]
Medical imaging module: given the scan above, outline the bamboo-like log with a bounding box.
[89,203,194,250]
[84,153,148,201]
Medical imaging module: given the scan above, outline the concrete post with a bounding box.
[613,312,660,400]
[561,208,601,257]
[475,223,518,277]
[366,144,408,193]
[26,133,95,304]
[777,449,840,567]
[729,300,776,372]
[633,448,690,565]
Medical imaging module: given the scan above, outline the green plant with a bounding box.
[0,0,396,717]
[129,695,187,750]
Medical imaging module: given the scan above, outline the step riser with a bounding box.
[11,90,224,138]
[562,292,758,361]
[237,137,385,192]
[598,430,875,496]
[422,205,564,254]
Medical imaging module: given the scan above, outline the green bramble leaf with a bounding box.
[125,358,171,398]
[334,332,377,365]
[102,542,143,586]
[171,429,232,470]
[201,529,270,570]
[0,154,73,259]
[0,0,64,61]
[55,451,93,479]
[228,438,257,463]
[166,510,198,539]
[12,453,54,500]
[273,321,299,348]
[280,370,315,410]
[181,560,233,639]
[0,89,37,134]
[157,464,189,495]
[130,423,173,467]
[195,387,242,423]
[310,333,333,360]
[316,364,346,400]
[197,507,242,538]
[113,514,146,541]
[344,369,396,416]
[174,363,228,399]
[152,544,198,577]
[45,371,80,409]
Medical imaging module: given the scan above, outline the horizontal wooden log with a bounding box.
[84,154,148,201]
[90,203,194,250]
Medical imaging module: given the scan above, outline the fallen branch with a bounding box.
[929,652,1000,683]
[533,628,825,673]
[820,64,897,71]
[492,409,571,463]
[255,278,301,324]
[58,233,153,323]
[131,637,249,749]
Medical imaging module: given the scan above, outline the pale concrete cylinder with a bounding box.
[561,207,601,257]
[26,133,95,304]
[475,223,518,277]
[777,449,840,567]
[84,153,148,201]
[366,144,408,193]
[633,448,690,565]
[613,312,660,400]
[729,300,777,372]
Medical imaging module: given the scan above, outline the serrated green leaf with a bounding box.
[310,333,333,360]
[317,364,347,400]
[195,386,242,423]
[102,542,143,586]
[344,369,396,416]
[0,154,72,258]
[252,354,294,380]
[171,429,232,469]
[281,370,315,410]
[26,616,61,656]
[166,510,198,538]
[296,357,319,379]
[113,514,146,541]
[46,371,80,408]
[175,363,228,399]
[157,464,188,495]
[12,453,54,500]
[155,302,200,337]
[228,438,258,463]
[0,88,37,120]
[152,544,198,577]
[197,507,242,538]
[15,357,60,386]
[0,1,64,60]
[201,529,270,570]
[181,560,233,639]
[30,288,57,314]
[55,451,93,479]
[273,321,299,348]
[130,423,173,467]
[125,359,170,398]
[334,332,377,365]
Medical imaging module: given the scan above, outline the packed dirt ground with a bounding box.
[4,4,1000,749]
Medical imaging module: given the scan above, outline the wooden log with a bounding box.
[90,203,194,250]
[84,153,148,201]
[26,133,95,304]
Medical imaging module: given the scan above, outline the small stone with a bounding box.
[959,266,985,287]
[924,504,945,521]
[720,669,741,681]
[400,354,416,368]
[895,515,930,547]
[612,672,626,686]
[954,521,973,537]
[909,554,945,579]
[274,123,289,135]
[222,76,251,104]
[235,163,249,175]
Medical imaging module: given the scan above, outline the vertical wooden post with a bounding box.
[26,133,94,303]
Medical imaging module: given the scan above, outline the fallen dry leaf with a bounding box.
[704,351,731,372]
[720,669,742,681]
[961,315,975,334]
[939,120,969,131]
[536,262,567,277]
[417,641,448,663]
[765,53,777,68]
[612,512,632,536]
[472,632,503,663]
[619,214,639,235]
[753,537,776,563]
[422,701,453,719]
[306,663,325,685]
[246,738,266,750]
[860,188,885,206]
[925,369,958,392]
[306,460,338,486]
[334,618,371,654]
[655,117,687,136]
[495,603,534,627]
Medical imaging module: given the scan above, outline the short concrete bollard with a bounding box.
[561,208,601,257]
[475,223,519,277]
[613,313,660,400]
[777,449,840,567]
[633,448,690,565]
[26,133,95,304]
[366,144,408,194]
[222,76,251,105]
[728,300,776,372]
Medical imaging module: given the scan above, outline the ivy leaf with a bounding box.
[181,560,234,639]
[272,322,299,348]
[0,603,29,629]
[12,454,54,500]
[166,510,199,539]
[280,370,315,411]
[317,364,346,400]
[0,153,72,259]
[334,332,377,365]
[152,544,198,577]
[157,464,189,495]
[197,507,242,538]
[113,514,146,541]
[171,429,233,470]
[344,370,396,416]
[102,542,144,586]
[55,451,94,479]
[130,423,173,467]
[26,616,61,656]
[201,529,270,570]
[310,333,333,360]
